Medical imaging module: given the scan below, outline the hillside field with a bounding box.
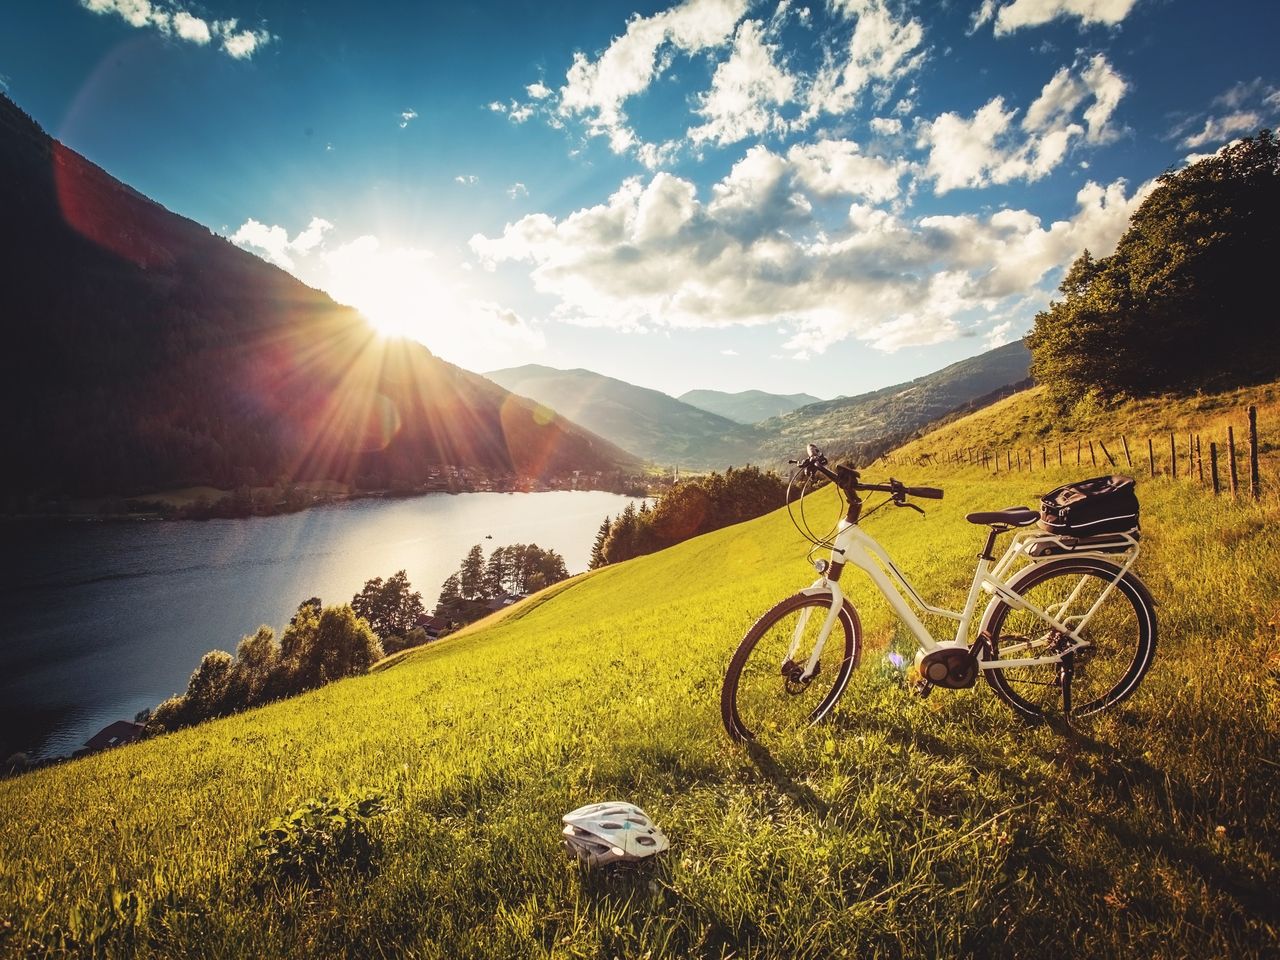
[2,387,1278,958]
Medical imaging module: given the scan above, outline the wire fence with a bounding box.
[883,404,1266,501]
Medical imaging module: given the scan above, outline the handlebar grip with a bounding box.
[907,486,944,500]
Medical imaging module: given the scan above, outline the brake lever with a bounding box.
[895,500,926,515]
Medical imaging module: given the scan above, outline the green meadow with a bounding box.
[2,388,1278,958]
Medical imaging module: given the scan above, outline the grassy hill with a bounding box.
[2,384,1278,958]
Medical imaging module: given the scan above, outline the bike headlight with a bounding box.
[813,558,830,574]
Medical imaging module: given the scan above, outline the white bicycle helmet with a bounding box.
[561,802,669,866]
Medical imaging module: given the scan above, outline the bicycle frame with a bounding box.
[792,520,1141,680]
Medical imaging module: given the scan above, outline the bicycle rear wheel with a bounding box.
[721,592,861,743]
[982,558,1156,721]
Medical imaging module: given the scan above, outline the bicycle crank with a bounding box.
[916,647,978,689]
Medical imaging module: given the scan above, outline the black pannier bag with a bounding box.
[1038,475,1139,537]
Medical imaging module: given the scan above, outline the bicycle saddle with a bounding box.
[965,506,1038,527]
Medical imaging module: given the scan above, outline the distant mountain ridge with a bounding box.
[754,340,1032,463]
[678,389,822,424]
[485,365,762,470]
[488,343,1031,472]
[0,93,638,501]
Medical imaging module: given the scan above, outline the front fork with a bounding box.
[784,578,845,681]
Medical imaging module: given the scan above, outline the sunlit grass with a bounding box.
[2,388,1278,958]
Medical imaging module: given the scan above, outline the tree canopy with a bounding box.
[1027,130,1280,406]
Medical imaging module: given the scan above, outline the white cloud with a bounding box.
[870,116,903,135]
[455,174,479,185]
[985,319,1016,349]
[507,182,529,199]
[803,0,925,121]
[526,81,552,99]
[920,55,1126,192]
[557,0,749,154]
[79,2,272,58]
[1176,79,1278,149]
[688,18,797,146]
[399,109,419,129]
[721,348,740,355]
[980,0,1140,35]
[230,216,333,270]
[172,10,210,43]
[470,165,1150,354]
[786,139,907,203]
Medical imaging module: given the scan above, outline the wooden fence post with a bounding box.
[1042,445,1047,469]
[1148,437,1155,478]
[1077,440,1082,466]
[1196,436,1204,485]
[1057,442,1063,467]
[1170,431,1176,480]
[1188,432,1195,478]
[1007,450,1012,471]
[1121,436,1132,468]
[1228,426,1238,497]
[1249,405,1260,500]
[1098,440,1116,467]
[1088,440,1096,467]
[1210,442,1220,495]
[994,451,999,473]
[1017,450,1022,471]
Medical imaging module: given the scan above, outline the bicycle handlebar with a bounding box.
[790,444,944,502]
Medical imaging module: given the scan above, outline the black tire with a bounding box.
[981,558,1156,721]
[721,592,862,743]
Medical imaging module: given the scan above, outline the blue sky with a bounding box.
[3,0,1278,399]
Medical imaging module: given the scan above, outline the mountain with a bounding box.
[754,340,1032,464]
[678,388,822,423]
[485,365,762,469]
[0,94,638,501]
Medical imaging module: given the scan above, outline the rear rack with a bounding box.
[991,528,1141,583]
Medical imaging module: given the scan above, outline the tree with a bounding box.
[284,604,383,688]
[484,547,509,598]
[436,573,462,613]
[459,545,485,600]
[351,570,424,641]
[589,516,611,569]
[1028,129,1280,405]
[231,625,280,705]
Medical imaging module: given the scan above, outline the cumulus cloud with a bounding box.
[526,81,552,99]
[507,182,529,199]
[972,0,1140,35]
[870,116,903,135]
[919,54,1126,192]
[230,216,333,270]
[985,319,1016,349]
[470,161,1150,354]
[688,19,797,146]
[79,1,272,58]
[399,109,418,129]
[557,0,748,154]
[803,0,925,121]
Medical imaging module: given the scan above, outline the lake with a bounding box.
[0,490,644,759]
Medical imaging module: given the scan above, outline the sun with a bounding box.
[319,235,443,343]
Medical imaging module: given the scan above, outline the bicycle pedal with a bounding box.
[912,679,934,698]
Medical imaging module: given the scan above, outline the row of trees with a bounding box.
[1028,130,1279,406]
[589,465,788,568]
[435,543,570,627]
[148,601,383,733]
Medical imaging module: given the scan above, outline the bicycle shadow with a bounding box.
[741,741,831,819]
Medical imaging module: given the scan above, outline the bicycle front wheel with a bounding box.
[721,592,862,743]
[982,558,1156,721]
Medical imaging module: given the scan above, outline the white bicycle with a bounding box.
[721,445,1157,742]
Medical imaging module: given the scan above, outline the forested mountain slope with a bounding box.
[0,94,637,502]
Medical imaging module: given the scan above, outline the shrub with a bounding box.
[252,793,389,884]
